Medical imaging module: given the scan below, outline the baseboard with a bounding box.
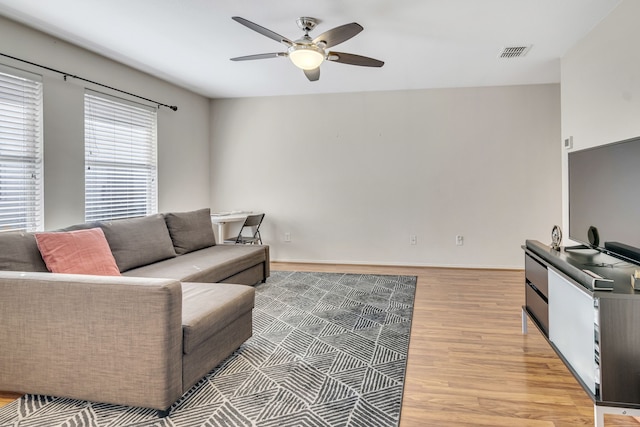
[271,258,522,271]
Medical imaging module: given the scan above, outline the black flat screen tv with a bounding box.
[568,135,640,262]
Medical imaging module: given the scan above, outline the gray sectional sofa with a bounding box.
[0,208,269,415]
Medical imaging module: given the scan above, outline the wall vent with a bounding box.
[498,45,532,58]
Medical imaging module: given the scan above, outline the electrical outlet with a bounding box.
[456,235,464,246]
[410,235,417,245]
[284,232,291,242]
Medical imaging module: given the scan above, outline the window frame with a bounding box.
[84,90,158,222]
[0,65,43,232]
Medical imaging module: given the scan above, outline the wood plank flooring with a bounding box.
[1,263,638,426]
[0,391,20,407]
[273,263,640,427]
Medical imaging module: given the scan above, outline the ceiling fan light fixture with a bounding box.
[230,16,384,81]
[288,44,324,70]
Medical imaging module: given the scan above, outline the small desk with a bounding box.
[210,212,250,242]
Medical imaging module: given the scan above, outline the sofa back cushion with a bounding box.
[58,222,101,232]
[34,228,121,276]
[98,214,176,272]
[164,208,216,255]
[0,231,48,272]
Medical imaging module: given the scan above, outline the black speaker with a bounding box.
[605,241,640,263]
[588,226,600,247]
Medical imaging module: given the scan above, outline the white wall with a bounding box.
[210,84,561,268]
[0,14,565,267]
[561,0,640,236]
[0,16,211,230]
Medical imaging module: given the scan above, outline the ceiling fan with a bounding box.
[230,16,384,82]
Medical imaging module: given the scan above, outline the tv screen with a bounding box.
[568,136,640,259]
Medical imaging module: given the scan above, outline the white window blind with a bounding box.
[0,68,43,232]
[84,91,157,222]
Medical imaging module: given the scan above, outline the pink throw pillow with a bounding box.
[35,228,121,276]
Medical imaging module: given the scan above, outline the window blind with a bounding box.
[0,69,43,232]
[84,91,157,222]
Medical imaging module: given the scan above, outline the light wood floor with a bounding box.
[1,263,638,426]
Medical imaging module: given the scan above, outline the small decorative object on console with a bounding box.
[588,225,600,247]
[551,225,562,250]
[632,270,640,290]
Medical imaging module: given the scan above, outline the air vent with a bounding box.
[499,45,532,58]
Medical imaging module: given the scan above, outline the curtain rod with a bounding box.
[0,52,178,111]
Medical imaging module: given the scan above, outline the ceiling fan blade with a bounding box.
[327,52,384,67]
[230,52,286,61]
[304,68,320,82]
[232,16,293,46]
[313,23,363,48]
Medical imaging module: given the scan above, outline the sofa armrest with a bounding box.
[0,271,183,411]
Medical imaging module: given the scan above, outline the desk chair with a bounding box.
[224,213,264,244]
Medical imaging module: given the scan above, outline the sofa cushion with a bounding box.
[98,214,176,272]
[34,228,121,276]
[122,244,267,284]
[58,221,101,232]
[181,282,255,355]
[164,208,216,255]
[0,231,48,272]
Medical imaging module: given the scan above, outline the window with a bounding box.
[0,68,43,232]
[84,91,157,222]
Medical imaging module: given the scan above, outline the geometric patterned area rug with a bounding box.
[0,271,417,427]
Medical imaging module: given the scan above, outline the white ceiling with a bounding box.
[0,0,622,99]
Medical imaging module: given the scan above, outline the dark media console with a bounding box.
[523,240,640,427]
